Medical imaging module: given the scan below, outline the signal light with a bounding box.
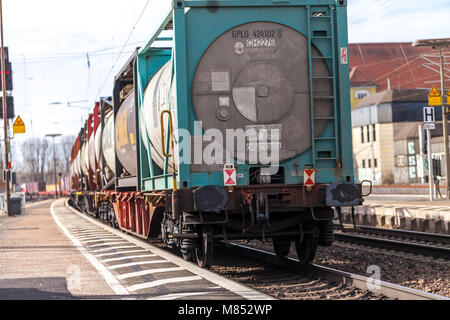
[0,61,13,90]
[0,96,14,119]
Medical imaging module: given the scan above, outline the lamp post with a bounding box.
[45,134,61,199]
[413,38,450,199]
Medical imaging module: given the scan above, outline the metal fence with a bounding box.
[0,192,26,214]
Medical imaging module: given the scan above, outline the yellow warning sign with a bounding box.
[447,89,450,105]
[429,85,442,106]
[13,115,25,134]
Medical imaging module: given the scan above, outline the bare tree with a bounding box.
[21,137,51,182]
[18,135,75,187]
[59,135,75,175]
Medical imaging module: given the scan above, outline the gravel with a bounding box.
[235,239,450,297]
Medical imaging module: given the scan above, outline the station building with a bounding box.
[352,89,448,185]
[348,42,449,185]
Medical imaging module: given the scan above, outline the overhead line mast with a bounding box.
[0,0,10,216]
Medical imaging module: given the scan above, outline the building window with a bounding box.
[397,155,406,167]
[367,125,370,143]
[374,158,378,168]
[355,90,370,100]
[361,127,364,143]
[368,159,372,168]
[408,141,415,154]
[362,160,366,168]
[373,124,376,142]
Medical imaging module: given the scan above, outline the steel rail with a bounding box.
[334,228,450,259]
[225,243,449,300]
[340,224,450,245]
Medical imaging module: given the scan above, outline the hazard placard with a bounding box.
[224,164,237,186]
[13,115,25,134]
[428,85,442,106]
[304,168,315,187]
[340,47,348,65]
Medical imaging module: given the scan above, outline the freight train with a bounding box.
[70,0,369,268]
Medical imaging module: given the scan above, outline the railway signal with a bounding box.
[0,0,12,215]
[0,95,13,119]
[0,60,12,91]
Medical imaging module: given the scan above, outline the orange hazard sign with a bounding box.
[428,85,442,106]
[13,115,25,134]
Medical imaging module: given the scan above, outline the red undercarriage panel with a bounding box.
[112,192,164,239]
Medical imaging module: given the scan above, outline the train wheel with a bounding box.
[182,249,194,262]
[272,237,291,258]
[318,220,335,246]
[195,225,213,269]
[295,234,318,265]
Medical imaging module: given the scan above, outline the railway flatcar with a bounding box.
[70,0,369,268]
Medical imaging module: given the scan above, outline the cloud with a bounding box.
[348,0,450,42]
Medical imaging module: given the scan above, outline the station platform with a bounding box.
[340,194,450,234]
[0,199,272,300]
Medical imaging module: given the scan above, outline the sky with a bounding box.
[2,0,450,161]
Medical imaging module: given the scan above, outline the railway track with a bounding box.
[210,243,448,300]
[67,202,448,300]
[334,225,450,259]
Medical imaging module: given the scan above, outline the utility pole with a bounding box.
[45,134,61,199]
[439,47,449,199]
[413,38,450,199]
[0,0,10,215]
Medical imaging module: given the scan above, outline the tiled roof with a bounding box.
[354,89,428,109]
[350,67,377,87]
[349,43,447,91]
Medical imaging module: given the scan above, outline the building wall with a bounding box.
[352,123,393,185]
[393,137,421,184]
[378,123,395,184]
[350,86,377,110]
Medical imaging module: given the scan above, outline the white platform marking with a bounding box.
[108,260,168,270]
[50,201,129,295]
[72,231,113,236]
[95,249,148,258]
[83,238,122,244]
[92,245,137,253]
[102,254,157,263]
[127,276,203,292]
[88,241,129,248]
[65,200,275,300]
[70,229,107,234]
[116,267,184,280]
[151,291,212,300]
[78,234,115,240]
